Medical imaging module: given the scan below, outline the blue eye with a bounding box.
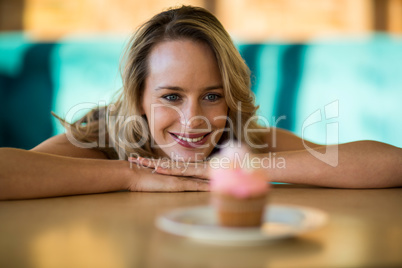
[204,94,221,101]
[163,94,180,102]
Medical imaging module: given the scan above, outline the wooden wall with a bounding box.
[0,0,401,41]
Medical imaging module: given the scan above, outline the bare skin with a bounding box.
[1,40,401,200]
[130,128,402,189]
[1,128,401,200]
[0,134,209,200]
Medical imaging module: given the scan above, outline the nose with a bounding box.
[180,100,206,129]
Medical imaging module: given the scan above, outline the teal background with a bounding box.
[0,33,401,149]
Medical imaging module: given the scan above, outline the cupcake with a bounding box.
[209,146,270,227]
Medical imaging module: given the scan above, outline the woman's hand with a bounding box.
[128,157,210,180]
[127,163,209,192]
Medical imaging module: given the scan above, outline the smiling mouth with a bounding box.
[172,133,207,142]
[169,132,212,147]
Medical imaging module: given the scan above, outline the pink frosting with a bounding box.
[210,167,269,199]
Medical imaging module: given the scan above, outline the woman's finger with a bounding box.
[131,158,210,179]
[154,164,209,179]
[154,166,184,175]
[192,162,210,179]
[131,167,209,192]
[178,177,210,191]
[128,157,156,168]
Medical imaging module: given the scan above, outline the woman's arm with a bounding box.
[141,128,402,188]
[30,133,111,159]
[0,148,129,200]
[261,140,402,188]
[257,127,402,188]
[0,135,208,200]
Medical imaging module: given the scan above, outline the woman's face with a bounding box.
[142,39,228,162]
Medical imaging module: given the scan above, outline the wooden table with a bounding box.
[1,185,401,268]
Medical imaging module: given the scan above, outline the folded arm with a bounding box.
[144,128,402,188]
[0,148,129,200]
[0,134,208,200]
[264,140,402,188]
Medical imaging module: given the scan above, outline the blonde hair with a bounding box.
[57,5,266,159]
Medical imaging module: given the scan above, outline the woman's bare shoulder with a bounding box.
[31,134,109,159]
[262,127,321,152]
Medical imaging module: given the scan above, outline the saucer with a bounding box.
[156,205,328,245]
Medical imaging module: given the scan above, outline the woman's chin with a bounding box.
[163,148,211,162]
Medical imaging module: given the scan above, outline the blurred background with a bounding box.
[0,0,401,149]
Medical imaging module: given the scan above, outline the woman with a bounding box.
[0,6,401,200]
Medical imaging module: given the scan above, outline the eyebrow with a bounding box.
[155,85,223,92]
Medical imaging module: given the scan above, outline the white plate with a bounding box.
[156,205,328,245]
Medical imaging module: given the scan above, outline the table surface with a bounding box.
[1,184,401,268]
